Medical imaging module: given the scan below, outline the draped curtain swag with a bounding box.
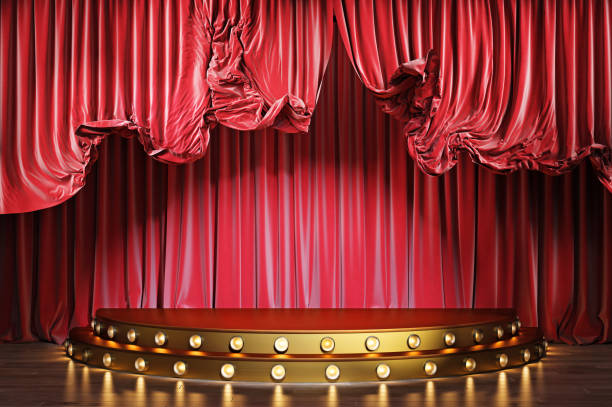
[1,0,611,213]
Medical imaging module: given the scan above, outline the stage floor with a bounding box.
[1,342,611,406]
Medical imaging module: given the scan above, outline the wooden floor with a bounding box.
[1,342,611,406]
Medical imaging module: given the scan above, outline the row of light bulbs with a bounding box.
[92,319,522,353]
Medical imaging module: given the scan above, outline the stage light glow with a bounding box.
[221,363,235,379]
[376,363,390,379]
[444,332,456,347]
[424,361,437,376]
[82,349,92,362]
[107,326,116,339]
[90,320,96,330]
[127,329,137,343]
[154,331,167,346]
[497,353,509,368]
[102,353,113,367]
[95,323,101,335]
[229,336,244,352]
[472,329,484,343]
[522,348,531,362]
[365,336,380,351]
[407,334,421,349]
[274,337,289,353]
[464,358,476,372]
[494,326,504,339]
[63,340,70,350]
[511,322,518,335]
[320,337,335,353]
[134,357,148,372]
[517,320,522,330]
[67,344,73,356]
[543,339,549,351]
[173,361,187,376]
[271,364,286,381]
[325,364,340,381]
[189,335,202,349]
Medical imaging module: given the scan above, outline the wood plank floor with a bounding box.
[0,342,611,406]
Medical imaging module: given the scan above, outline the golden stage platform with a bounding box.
[65,309,546,383]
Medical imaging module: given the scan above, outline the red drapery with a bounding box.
[1,37,611,345]
[1,0,612,213]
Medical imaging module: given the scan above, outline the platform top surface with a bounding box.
[96,308,517,332]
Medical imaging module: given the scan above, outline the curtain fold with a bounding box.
[1,39,611,345]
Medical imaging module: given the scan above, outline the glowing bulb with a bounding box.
[126,329,137,343]
[220,363,235,379]
[189,335,202,349]
[365,336,380,351]
[107,326,116,339]
[423,361,437,376]
[517,319,522,330]
[464,358,476,372]
[67,344,73,356]
[90,320,96,330]
[63,340,70,350]
[543,339,549,351]
[473,329,484,343]
[522,348,531,363]
[511,322,518,335]
[229,336,244,352]
[102,353,113,368]
[376,364,390,380]
[407,334,421,349]
[82,349,92,362]
[274,337,289,353]
[95,323,101,335]
[320,337,335,353]
[134,357,148,372]
[444,332,456,347]
[271,364,286,381]
[154,331,167,346]
[497,353,509,368]
[173,361,187,376]
[494,326,504,340]
[325,364,340,381]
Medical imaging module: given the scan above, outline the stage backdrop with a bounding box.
[1,35,611,345]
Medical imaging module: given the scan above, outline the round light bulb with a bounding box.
[522,348,531,362]
[229,336,244,352]
[67,344,73,356]
[423,361,437,376]
[325,364,340,381]
[473,329,484,343]
[517,319,522,330]
[107,325,116,339]
[274,337,289,354]
[173,361,187,376]
[542,339,549,351]
[154,331,167,346]
[82,349,92,362]
[444,332,456,347]
[320,337,335,353]
[464,358,476,372]
[102,353,113,368]
[126,329,137,343]
[63,340,70,350]
[407,334,421,349]
[497,353,509,368]
[220,363,235,379]
[511,322,518,335]
[271,364,286,381]
[95,323,101,335]
[189,335,202,349]
[376,363,391,380]
[365,336,380,351]
[134,357,148,372]
[90,320,96,330]
[494,326,504,340]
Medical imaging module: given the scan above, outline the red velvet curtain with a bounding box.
[1,38,611,345]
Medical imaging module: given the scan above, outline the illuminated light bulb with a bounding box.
[134,357,148,372]
[423,361,437,376]
[220,363,235,380]
[63,340,70,350]
[522,348,531,363]
[102,353,113,368]
[82,349,92,362]
[189,335,202,350]
[274,337,289,354]
[464,358,476,372]
[376,364,391,380]
[173,361,187,376]
[320,337,335,353]
[67,344,74,357]
[229,336,244,352]
[494,326,504,340]
[516,320,522,330]
[365,336,380,352]
[407,334,421,350]
[270,364,286,381]
[90,320,96,330]
[444,332,456,347]
[95,323,101,335]
[472,329,484,343]
[511,322,518,335]
[107,326,116,339]
[154,331,167,346]
[126,329,137,343]
[497,353,509,368]
[542,339,549,351]
[325,365,340,381]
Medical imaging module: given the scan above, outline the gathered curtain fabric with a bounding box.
[1,0,612,214]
